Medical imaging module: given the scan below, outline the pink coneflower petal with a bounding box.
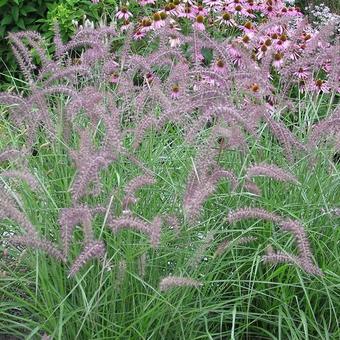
[133,30,146,40]
[203,0,222,9]
[115,7,133,21]
[192,4,208,16]
[293,67,309,80]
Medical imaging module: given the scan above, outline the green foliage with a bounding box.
[0,0,117,87]
[40,0,108,41]
[0,0,54,76]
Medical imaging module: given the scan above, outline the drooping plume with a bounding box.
[68,240,106,278]
[159,276,203,291]
[245,163,299,185]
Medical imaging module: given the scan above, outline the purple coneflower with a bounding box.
[120,20,131,32]
[217,12,236,27]
[116,6,133,21]
[178,4,196,19]
[192,4,208,16]
[212,58,227,73]
[228,45,242,67]
[194,15,206,31]
[140,18,153,33]
[152,12,167,29]
[274,34,290,51]
[273,52,284,69]
[293,67,309,80]
[308,79,330,94]
[170,84,181,99]
[256,44,269,60]
[240,21,256,36]
[169,35,181,48]
[133,29,146,40]
[164,2,179,16]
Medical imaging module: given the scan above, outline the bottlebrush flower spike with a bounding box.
[116,259,127,289]
[68,240,106,278]
[184,165,237,224]
[138,252,147,278]
[108,214,161,247]
[307,108,340,150]
[278,219,313,261]
[0,187,38,236]
[59,206,105,257]
[159,276,203,291]
[69,128,116,202]
[122,174,156,211]
[262,111,306,161]
[0,148,21,162]
[66,86,105,124]
[243,180,262,196]
[162,214,181,235]
[245,163,300,185]
[228,208,322,274]
[212,125,249,153]
[9,235,66,263]
[262,247,323,276]
[1,170,40,191]
[228,207,282,224]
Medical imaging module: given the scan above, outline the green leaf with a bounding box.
[0,0,8,8]
[22,5,37,13]
[46,2,57,10]
[0,25,5,38]
[12,6,19,23]
[17,17,25,30]
[1,15,12,26]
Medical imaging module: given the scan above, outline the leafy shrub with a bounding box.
[0,0,112,88]
[0,0,55,80]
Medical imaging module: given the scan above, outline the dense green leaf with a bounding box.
[0,0,8,8]
[17,17,25,30]
[1,15,12,26]
[0,25,5,37]
[12,6,19,23]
